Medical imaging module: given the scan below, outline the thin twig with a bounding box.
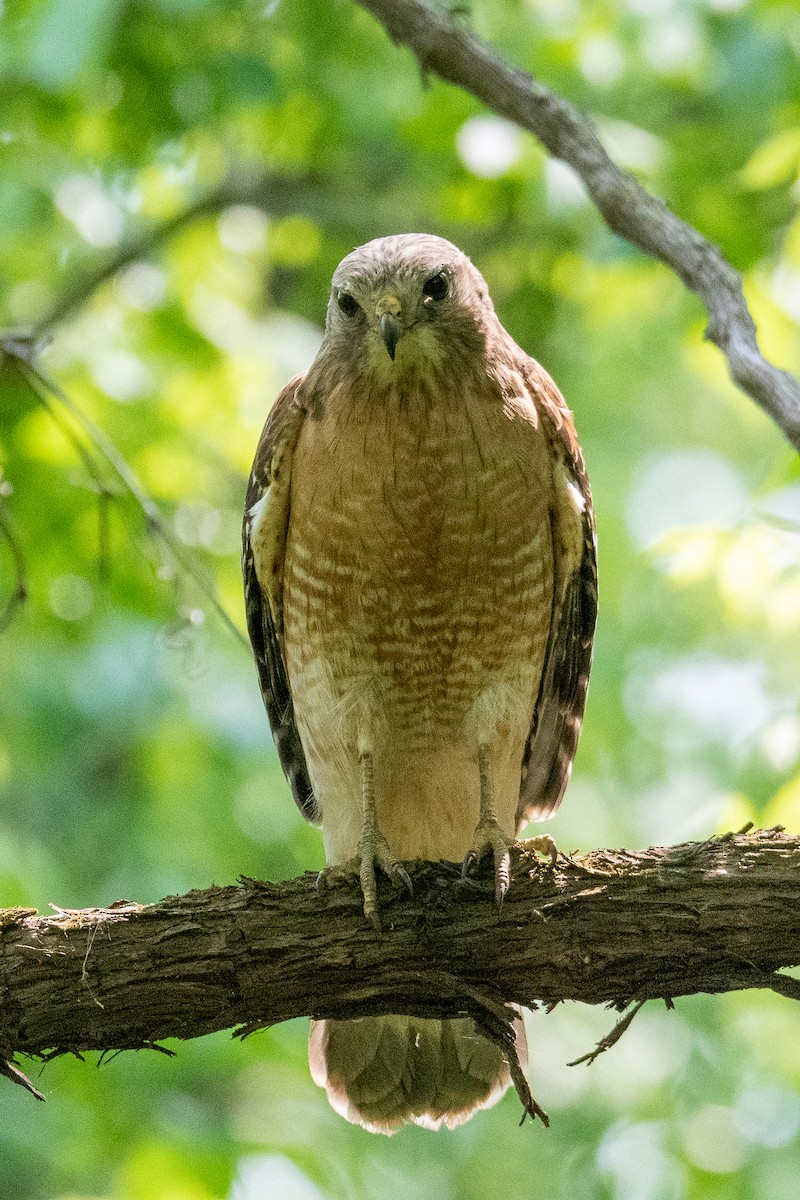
[80,924,106,1010]
[96,483,113,583]
[454,980,550,1127]
[0,488,28,634]
[0,1057,46,1102]
[26,381,118,500]
[567,999,647,1067]
[2,342,247,647]
[355,0,800,450]
[29,357,247,646]
[31,174,276,336]
[3,333,120,522]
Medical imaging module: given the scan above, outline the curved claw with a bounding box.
[392,863,414,898]
[363,897,382,935]
[461,819,514,910]
[460,851,479,884]
[358,835,414,932]
[494,846,511,908]
[317,848,413,931]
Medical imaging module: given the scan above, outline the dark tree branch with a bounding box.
[2,828,799,1114]
[355,0,800,450]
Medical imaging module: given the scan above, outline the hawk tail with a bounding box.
[308,1014,526,1135]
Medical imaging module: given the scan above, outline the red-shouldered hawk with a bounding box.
[243,234,596,1134]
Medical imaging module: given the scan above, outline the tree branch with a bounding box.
[2,828,799,1110]
[0,483,28,635]
[30,172,317,338]
[355,0,800,450]
[11,7,799,452]
[26,169,402,338]
[0,340,249,647]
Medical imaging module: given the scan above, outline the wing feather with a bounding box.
[516,360,597,829]
[242,373,316,821]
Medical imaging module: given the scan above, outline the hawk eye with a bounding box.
[422,271,449,302]
[336,290,360,317]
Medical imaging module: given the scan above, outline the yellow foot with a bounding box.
[359,832,413,933]
[461,829,558,907]
[461,818,514,907]
[316,848,413,933]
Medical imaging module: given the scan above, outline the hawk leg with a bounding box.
[462,746,557,906]
[315,753,413,931]
[461,745,512,905]
[358,749,413,932]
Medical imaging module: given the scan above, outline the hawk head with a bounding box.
[324,234,497,378]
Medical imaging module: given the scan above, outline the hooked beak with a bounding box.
[376,294,404,361]
[380,312,402,361]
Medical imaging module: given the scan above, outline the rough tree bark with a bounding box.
[3,829,800,1115]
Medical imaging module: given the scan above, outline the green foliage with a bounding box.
[1,0,800,1197]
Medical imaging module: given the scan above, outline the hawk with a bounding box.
[242,234,596,1134]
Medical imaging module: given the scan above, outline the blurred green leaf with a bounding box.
[26,0,123,92]
[740,127,800,190]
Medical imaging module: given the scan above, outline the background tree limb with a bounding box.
[3,828,799,1113]
[14,1,799,452]
[355,0,800,450]
[28,172,322,338]
[16,2,800,453]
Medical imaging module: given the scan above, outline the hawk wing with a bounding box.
[516,359,597,829]
[242,373,316,821]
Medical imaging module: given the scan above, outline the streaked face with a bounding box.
[325,234,493,377]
